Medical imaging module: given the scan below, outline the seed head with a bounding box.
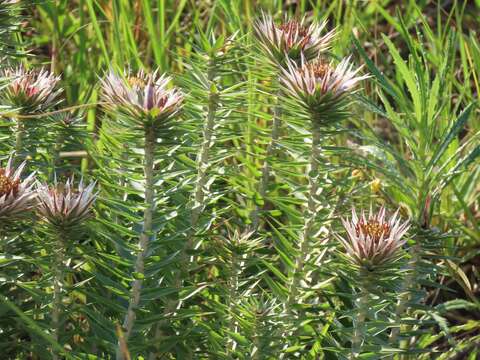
[37,177,97,228]
[100,69,183,125]
[0,157,36,219]
[253,12,335,66]
[1,66,62,113]
[337,207,410,268]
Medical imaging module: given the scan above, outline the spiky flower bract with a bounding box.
[0,157,35,218]
[281,56,368,124]
[100,69,183,126]
[337,207,410,269]
[1,66,62,113]
[253,12,335,66]
[37,177,97,228]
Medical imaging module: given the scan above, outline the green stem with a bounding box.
[226,240,240,355]
[286,128,321,308]
[112,144,130,257]
[51,132,65,178]
[388,242,421,347]
[251,89,281,230]
[351,278,369,359]
[117,124,156,360]
[149,65,218,360]
[190,75,218,232]
[14,118,24,162]
[51,231,65,360]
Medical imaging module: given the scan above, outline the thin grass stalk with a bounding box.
[149,64,218,360]
[388,242,421,347]
[286,127,322,308]
[51,230,66,360]
[117,124,156,360]
[250,88,281,230]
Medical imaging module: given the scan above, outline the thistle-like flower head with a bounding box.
[281,56,369,124]
[37,177,97,228]
[100,69,183,124]
[337,207,410,268]
[0,157,35,218]
[1,66,62,113]
[253,12,335,66]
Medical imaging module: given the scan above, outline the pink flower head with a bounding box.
[337,207,410,268]
[254,12,335,65]
[281,56,369,123]
[37,177,97,228]
[2,66,62,113]
[0,157,35,218]
[100,69,183,124]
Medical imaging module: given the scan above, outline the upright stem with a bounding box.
[190,75,218,232]
[113,144,130,257]
[226,241,240,355]
[251,89,281,230]
[149,65,218,360]
[117,124,156,360]
[14,118,24,162]
[351,276,370,359]
[389,242,421,347]
[286,128,321,308]
[51,131,65,178]
[51,231,65,360]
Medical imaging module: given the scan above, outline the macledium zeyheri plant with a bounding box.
[101,68,184,359]
[36,177,96,359]
[337,206,410,358]
[251,14,334,228]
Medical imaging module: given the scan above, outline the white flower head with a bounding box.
[0,157,36,218]
[37,177,97,228]
[100,69,183,124]
[337,206,410,268]
[253,12,335,65]
[1,66,62,113]
[281,56,369,123]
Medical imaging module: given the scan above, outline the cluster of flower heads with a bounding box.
[0,157,96,228]
[1,66,62,113]
[254,12,368,121]
[100,69,183,125]
[337,207,410,269]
